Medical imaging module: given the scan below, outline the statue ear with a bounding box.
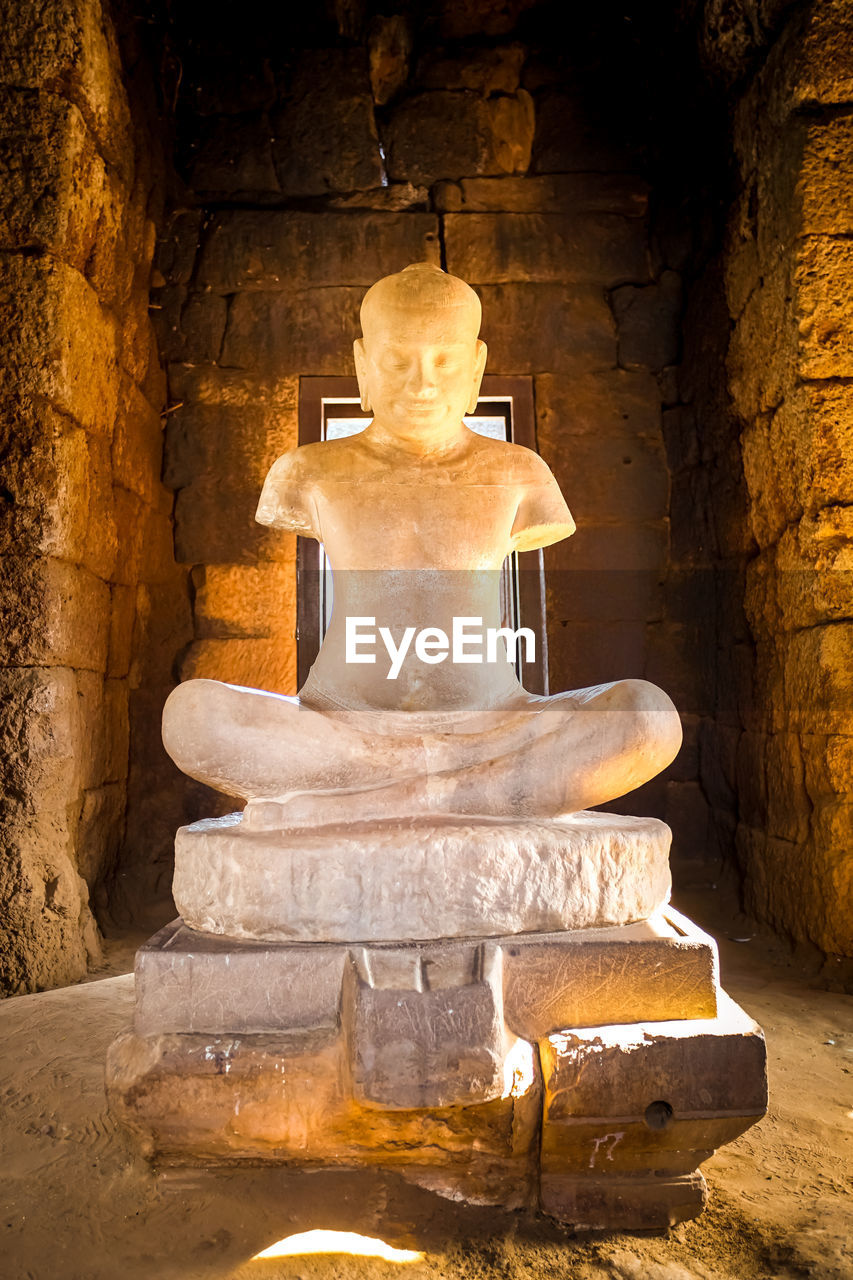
[353,339,371,413]
[466,339,488,415]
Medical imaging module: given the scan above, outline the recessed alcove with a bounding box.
[0,0,851,1273]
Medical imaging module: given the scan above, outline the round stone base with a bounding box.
[173,811,672,943]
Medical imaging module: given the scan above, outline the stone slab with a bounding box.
[106,1023,541,1209]
[344,942,508,1110]
[539,992,767,1182]
[133,909,718,1039]
[172,810,673,943]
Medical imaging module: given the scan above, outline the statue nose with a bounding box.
[407,361,439,396]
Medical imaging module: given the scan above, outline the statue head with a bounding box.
[354,263,488,441]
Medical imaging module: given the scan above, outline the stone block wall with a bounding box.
[0,0,190,992]
[667,0,853,958]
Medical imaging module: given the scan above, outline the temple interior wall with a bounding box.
[0,0,850,993]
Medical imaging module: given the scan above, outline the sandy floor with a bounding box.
[1,890,851,1280]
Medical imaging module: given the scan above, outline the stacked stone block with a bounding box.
[0,0,189,991]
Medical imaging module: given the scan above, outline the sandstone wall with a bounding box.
[0,0,190,992]
[668,0,853,959]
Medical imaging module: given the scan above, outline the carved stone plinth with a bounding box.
[173,811,673,942]
[106,908,767,1229]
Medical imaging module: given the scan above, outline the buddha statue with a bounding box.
[162,263,681,832]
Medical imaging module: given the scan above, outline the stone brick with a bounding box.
[532,89,636,174]
[536,369,661,443]
[220,287,363,374]
[540,433,668,526]
[612,271,682,371]
[182,52,276,117]
[192,563,296,640]
[44,423,118,580]
[270,50,383,196]
[344,943,508,1109]
[384,91,534,185]
[111,374,165,506]
[153,287,227,365]
[74,781,124,885]
[0,254,119,434]
[435,174,650,216]
[416,44,525,94]
[781,623,853,735]
[328,182,430,210]
[3,557,110,672]
[476,283,616,374]
[445,213,648,285]
[187,113,281,199]
[644,621,715,718]
[437,0,539,39]
[545,619,648,690]
[107,1023,540,1202]
[178,638,296,696]
[665,780,711,861]
[0,88,106,272]
[540,993,767,1173]
[799,115,853,236]
[168,365,299,412]
[173,483,286,566]
[795,236,853,379]
[196,211,439,293]
[368,13,412,106]
[0,0,134,180]
[154,209,202,288]
[540,567,662,625]
[550,522,668,573]
[727,256,793,419]
[107,583,135,679]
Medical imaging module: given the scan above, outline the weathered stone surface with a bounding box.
[3,557,110,672]
[270,50,383,196]
[328,182,430,210]
[476,283,616,374]
[532,89,636,174]
[368,13,412,105]
[187,112,281,199]
[434,174,649,216]
[178,638,296,697]
[541,1172,707,1231]
[134,921,347,1037]
[502,910,717,1037]
[220,287,363,373]
[192,563,296,640]
[795,235,853,379]
[111,375,165,506]
[0,0,134,179]
[540,993,767,1188]
[445,213,648,285]
[106,1024,540,1202]
[172,811,672,943]
[726,255,792,419]
[612,271,682,371]
[132,909,718,1041]
[540,433,668,526]
[167,365,299,411]
[0,253,119,434]
[384,91,534,185]
[0,87,106,270]
[345,943,508,1109]
[416,44,524,94]
[436,0,538,39]
[799,115,853,236]
[196,211,439,292]
[536,370,661,443]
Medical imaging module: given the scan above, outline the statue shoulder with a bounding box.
[255,445,323,538]
[505,444,576,552]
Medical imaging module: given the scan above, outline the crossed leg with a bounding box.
[162,677,682,822]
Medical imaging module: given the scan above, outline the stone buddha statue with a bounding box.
[163,263,681,834]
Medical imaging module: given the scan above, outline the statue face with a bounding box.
[354,310,487,443]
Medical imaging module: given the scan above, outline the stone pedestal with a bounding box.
[107,881,767,1228]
